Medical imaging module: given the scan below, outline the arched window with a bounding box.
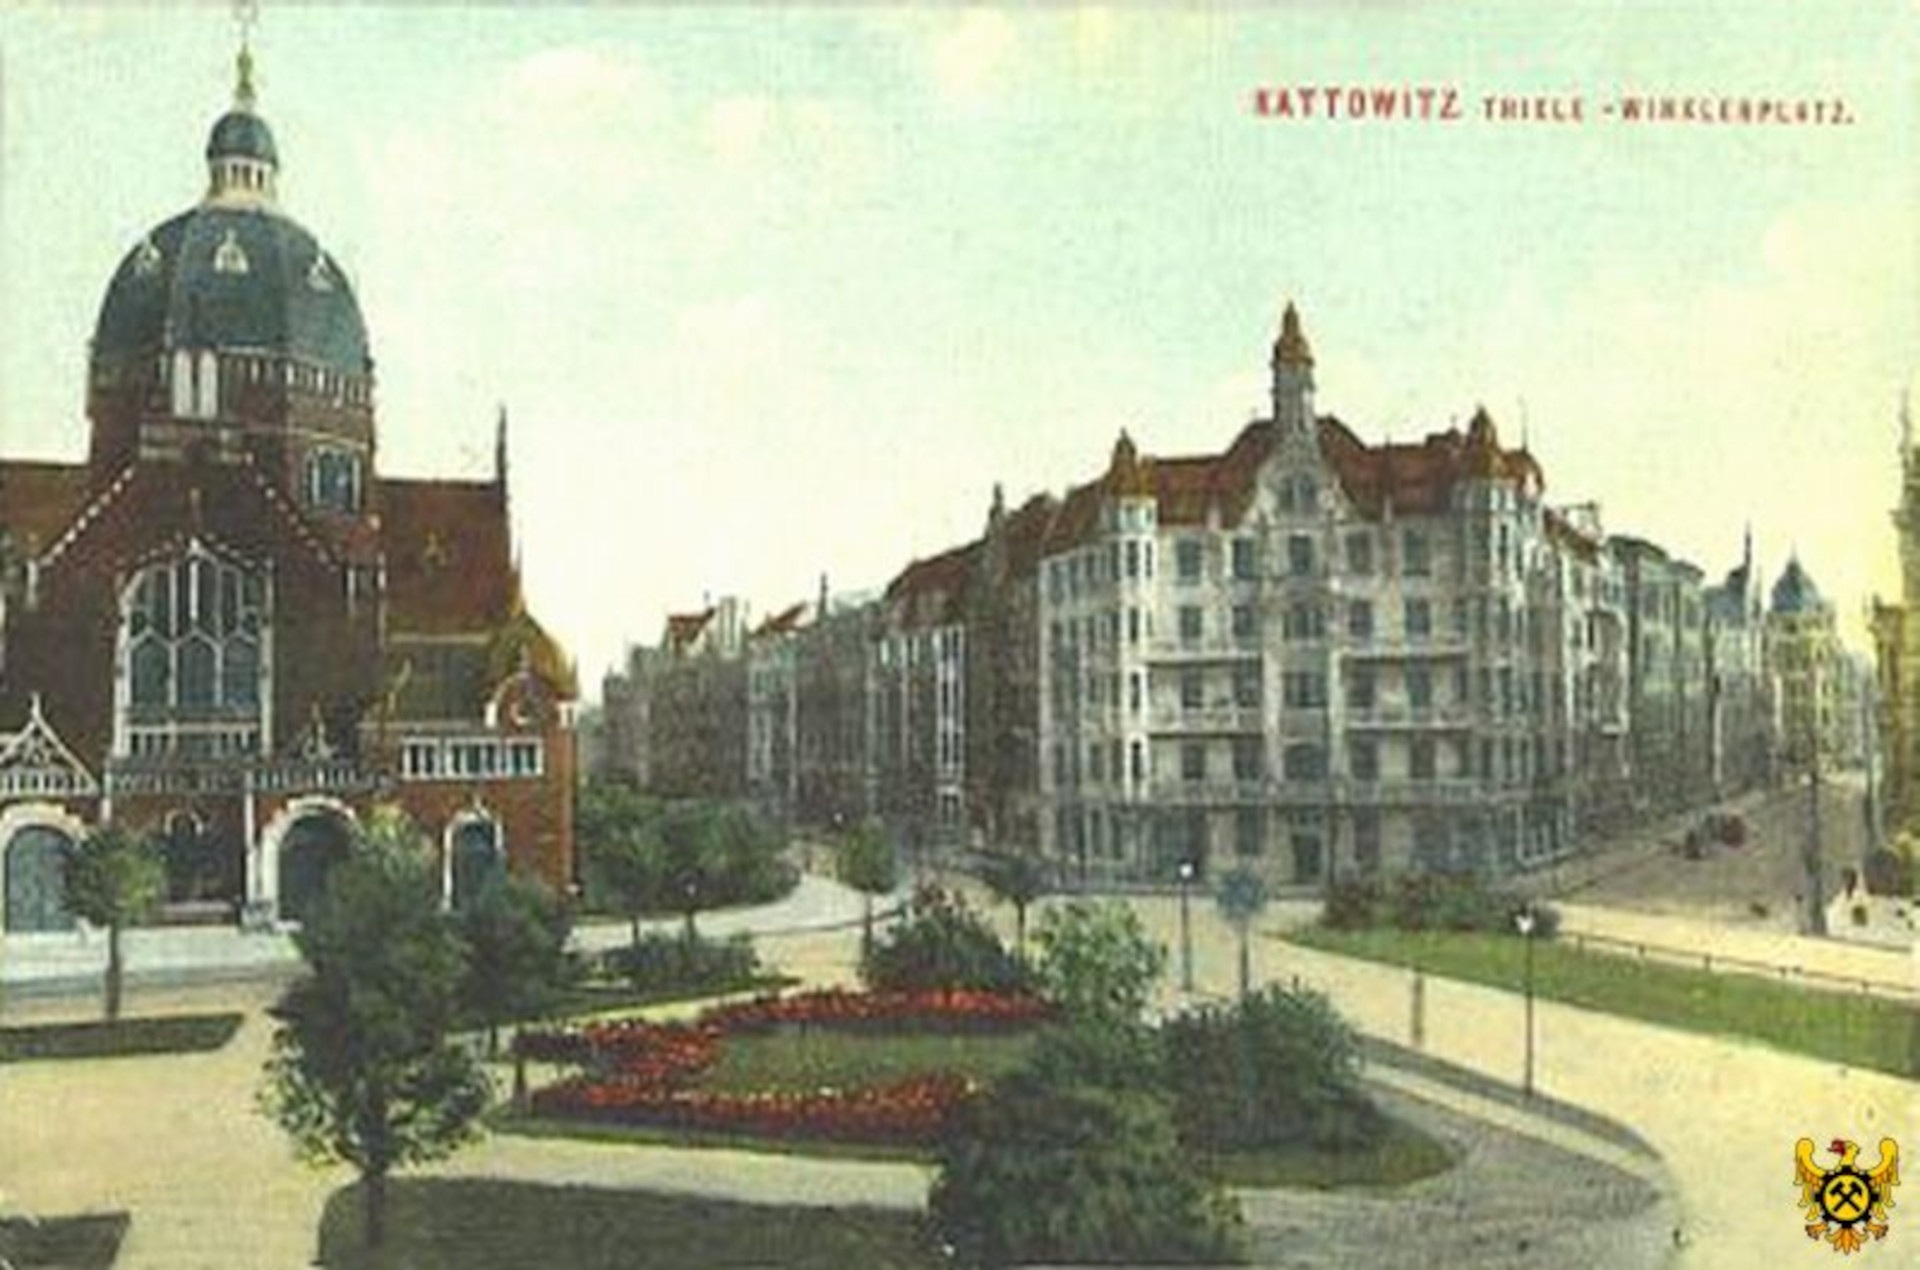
[118,543,267,759]
[304,447,362,514]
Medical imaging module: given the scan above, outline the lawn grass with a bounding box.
[1199,1113,1454,1189]
[1289,926,1920,1078]
[0,1212,129,1269]
[701,1027,1038,1094]
[536,973,798,1024]
[315,1177,943,1270]
[0,1011,244,1063]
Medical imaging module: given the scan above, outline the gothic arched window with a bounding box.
[118,543,267,759]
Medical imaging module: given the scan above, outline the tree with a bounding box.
[456,872,573,1056]
[860,885,1026,993]
[578,778,665,950]
[978,849,1048,960]
[837,819,898,953]
[261,806,490,1251]
[930,1059,1241,1268]
[657,801,723,945]
[1214,866,1270,1000]
[1031,899,1167,1026]
[65,826,164,1021]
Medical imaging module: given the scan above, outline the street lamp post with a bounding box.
[1178,859,1196,994]
[1514,906,1537,1096]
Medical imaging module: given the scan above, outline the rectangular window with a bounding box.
[1232,664,1262,709]
[1402,529,1430,577]
[1125,540,1140,579]
[1178,606,1204,646]
[1088,743,1104,783]
[1411,738,1437,779]
[1127,607,1141,645]
[1231,538,1258,580]
[1283,672,1327,708]
[1129,672,1144,713]
[1130,739,1146,783]
[1407,664,1433,710]
[1287,534,1315,577]
[1354,812,1382,876]
[1283,743,1327,780]
[1181,742,1206,783]
[1346,531,1373,575]
[1349,737,1379,781]
[1348,665,1376,710]
[1347,599,1373,640]
[1231,604,1259,645]
[1181,668,1205,712]
[1176,539,1205,583]
[506,739,543,778]
[1404,598,1432,640]
[1284,603,1324,641]
[1232,736,1263,782]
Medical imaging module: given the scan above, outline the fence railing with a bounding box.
[1559,927,1916,1003]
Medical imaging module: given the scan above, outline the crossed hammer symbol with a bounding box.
[1824,1176,1869,1220]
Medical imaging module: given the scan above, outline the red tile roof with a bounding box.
[885,540,978,627]
[379,478,513,634]
[0,461,90,552]
[753,602,809,638]
[664,608,716,652]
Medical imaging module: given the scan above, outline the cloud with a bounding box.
[930,10,1017,106]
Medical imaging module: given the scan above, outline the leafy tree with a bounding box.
[1162,985,1382,1153]
[578,778,666,949]
[657,801,724,945]
[930,1060,1242,1268]
[1214,866,1269,1000]
[1030,899,1167,1026]
[65,826,165,1021]
[261,806,490,1251]
[456,872,573,1056]
[978,849,1048,959]
[860,885,1026,993]
[837,819,898,953]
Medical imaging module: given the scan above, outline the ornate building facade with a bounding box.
[0,53,577,934]
[599,307,1784,886]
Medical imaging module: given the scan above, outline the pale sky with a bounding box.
[1,3,1915,692]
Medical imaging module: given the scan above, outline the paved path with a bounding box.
[1552,901,1915,992]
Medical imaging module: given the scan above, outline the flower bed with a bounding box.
[520,988,1050,1145]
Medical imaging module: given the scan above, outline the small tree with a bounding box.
[578,778,665,950]
[658,801,724,945]
[261,806,490,1251]
[860,885,1026,993]
[1031,899,1167,1026]
[838,819,898,954]
[1214,866,1270,1000]
[456,872,573,1056]
[65,826,164,1021]
[978,849,1048,960]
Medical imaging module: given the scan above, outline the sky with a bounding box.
[0,3,1915,693]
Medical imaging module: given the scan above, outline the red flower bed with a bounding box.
[518,988,1048,1145]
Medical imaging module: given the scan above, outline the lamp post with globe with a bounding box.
[1177,859,1196,994]
[1514,905,1538,1096]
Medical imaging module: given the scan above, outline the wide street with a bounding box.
[0,874,1914,1269]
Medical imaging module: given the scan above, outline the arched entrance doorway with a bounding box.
[277,809,355,925]
[448,816,504,909]
[4,823,79,933]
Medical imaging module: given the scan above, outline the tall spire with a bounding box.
[1269,299,1316,433]
[233,1,260,110]
[494,403,510,489]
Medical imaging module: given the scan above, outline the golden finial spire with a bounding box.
[233,1,260,110]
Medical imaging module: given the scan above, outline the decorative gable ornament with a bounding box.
[0,695,100,798]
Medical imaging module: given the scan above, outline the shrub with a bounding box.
[1031,900,1167,1025]
[603,932,760,995]
[1863,847,1913,898]
[1162,986,1382,1153]
[861,886,1028,994]
[1023,1015,1166,1094]
[1322,877,1385,931]
[930,1064,1242,1268]
[1338,872,1556,938]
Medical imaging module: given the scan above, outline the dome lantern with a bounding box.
[205,41,278,205]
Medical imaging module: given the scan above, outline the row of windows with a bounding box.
[400,737,545,781]
[1160,734,1564,786]
[1047,539,1159,604]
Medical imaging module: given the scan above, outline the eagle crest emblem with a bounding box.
[1795,1137,1900,1254]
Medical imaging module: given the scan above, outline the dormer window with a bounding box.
[305,447,363,514]
[213,227,249,274]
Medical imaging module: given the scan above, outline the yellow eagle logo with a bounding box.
[1796,1137,1900,1254]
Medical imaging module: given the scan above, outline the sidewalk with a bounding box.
[1553,901,1915,992]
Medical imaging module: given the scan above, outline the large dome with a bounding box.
[89,96,370,379]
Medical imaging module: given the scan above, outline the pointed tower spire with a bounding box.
[1270,300,1316,433]
[494,403,510,488]
[234,1,260,110]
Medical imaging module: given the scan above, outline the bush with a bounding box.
[1162,986,1382,1153]
[929,1063,1242,1268]
[1863,847,1913,898]
[1023,1015,1166,1094]
[603,932,761,996]
[1331,872,1556,939]
[1031,900,1167,1025]
[861,886,1028,994]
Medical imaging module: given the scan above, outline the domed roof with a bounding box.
[91,205,371,376]
[206,108,278,165]
[1770,557,1826,615]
